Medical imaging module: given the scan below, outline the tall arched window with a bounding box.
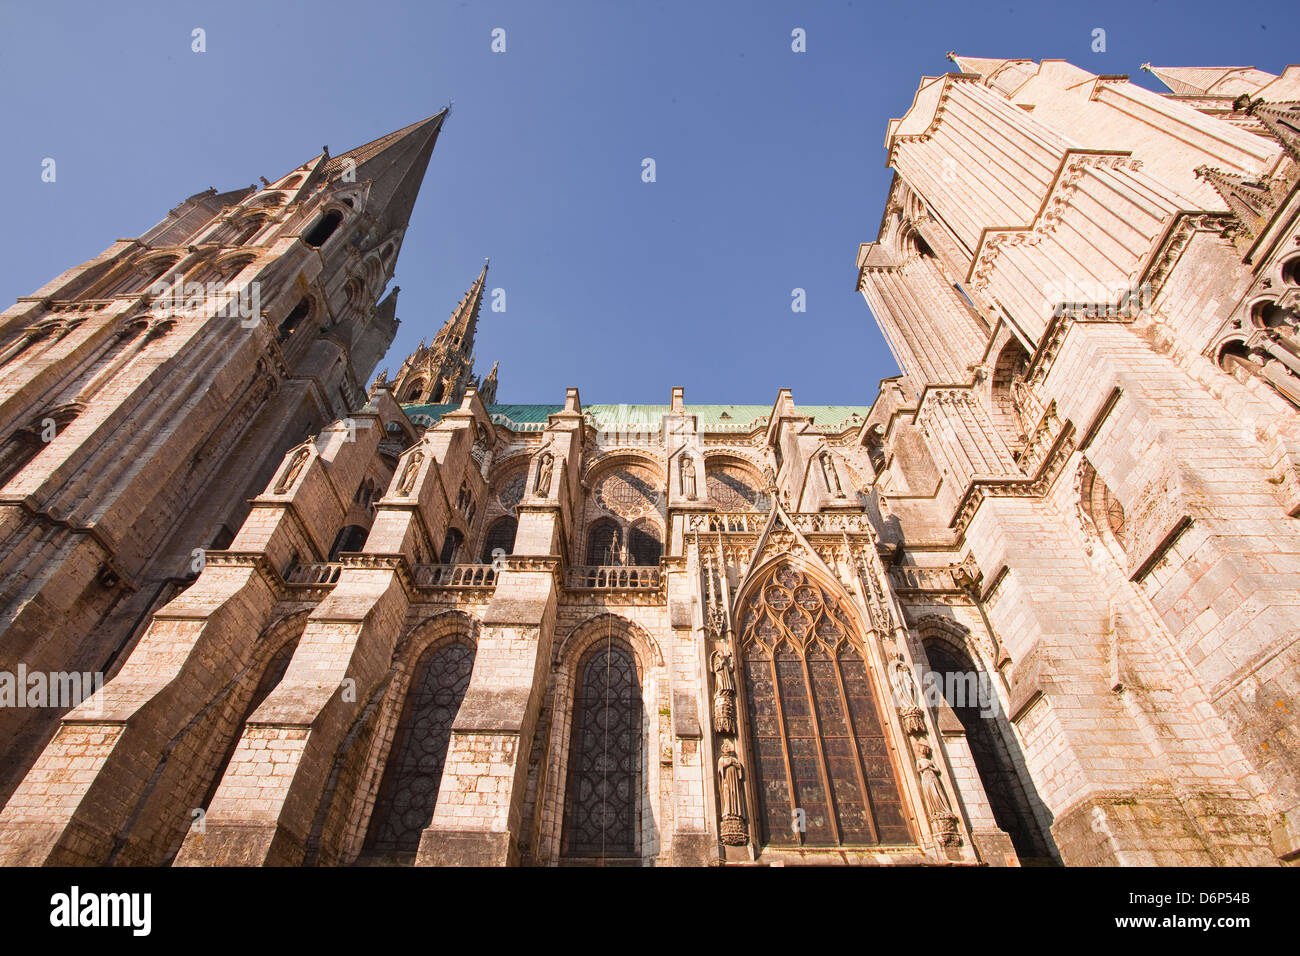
[328,524,368,560]
[586,517,622,565]
[438,528,463,564]
[923,640,1055,862]
[561,638,642,860]
[278,298,310,342]
[736,562,911,847]
[303,209,343,248]
[1079,461,1127,557]
[479,516,517,563]
[364,640,476,854]
[627,520,662,566]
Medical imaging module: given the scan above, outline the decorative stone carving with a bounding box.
[717,742,748,846]
[820,450,845,497]
[711,650,737,735]
[917,743,960,847]
[890,653,926,735]
[397,449,423,496]
[681,456,697,499]
[535,450,554,496]
[274,446,310,494]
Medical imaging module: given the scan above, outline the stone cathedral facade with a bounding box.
[1,55,1300,868]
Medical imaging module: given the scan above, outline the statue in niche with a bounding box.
[890,652,926,736]
[397,449,424,496]
[717,741,748,846]
[917,743,960,846]
[274,446,310,494]
[681,456,697,500]
[535,451,554,496]
[710,649,737,734]
[761,463,777,493]
[820,450,844,497]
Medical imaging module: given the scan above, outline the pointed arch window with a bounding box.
[303,209,343,248]
[736,562,911,847]
[438,528,463,564]
[364,640,476,854]
[627,520,662,566]
[586,517,622,565]
[560,638,642,860]
[278,298,310,341]
[479,516,517,564]
[923,640,1055,862]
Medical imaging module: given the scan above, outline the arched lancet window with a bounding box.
[303,209,343,248]
[364,640,476,854]
[480,516,517,564]
[627,520,661,566]
[737,562,911,847]
[328,524,368,560]
[278,298,310,341]
[561,637,642,860]
[586,517,622,565]
[1079,461,1127,557]
[438,528,463,564]
[922,640,1055,862]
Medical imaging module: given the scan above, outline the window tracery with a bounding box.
[560,639,642,859]
[364,640,475,854]
[736,562,911,847]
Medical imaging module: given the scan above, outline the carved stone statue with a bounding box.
[711,650,737,734]
[535,451,554,496]
[820,450,844,497]
[681,456,697,500]
[891,653,926,735]
[717,742,748,846]
[917,743,959,846]
[274,446,310,494]
[397,449,424,496]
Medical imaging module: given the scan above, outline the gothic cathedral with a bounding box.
[1,57,1299,867]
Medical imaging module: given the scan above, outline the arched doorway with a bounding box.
[363,640,476,855]
[735,561,912,847]
[560,638,643,861]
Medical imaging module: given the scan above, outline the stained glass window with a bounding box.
[738,563,911,847]
[560,640,642,859]
[364,640,475,854]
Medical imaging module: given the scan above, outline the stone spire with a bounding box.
[1195,165,1280,237]
[386,261,499,405]
[478,361,500,404]
[320,110,448,232]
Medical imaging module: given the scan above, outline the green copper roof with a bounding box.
[400,403,870,431]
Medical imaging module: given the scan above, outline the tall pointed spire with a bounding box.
[322,109,449,231]
[435,259,489,353]
[479,361,500,404]
[385,260,501,406]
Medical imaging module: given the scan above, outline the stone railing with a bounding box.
[414,564,498,588]
[686,512,875,535]
[285,562,344,585]
[565,565,662,590]
[686,513,764,533]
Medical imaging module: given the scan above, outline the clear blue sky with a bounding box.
[1,0,1296,405]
